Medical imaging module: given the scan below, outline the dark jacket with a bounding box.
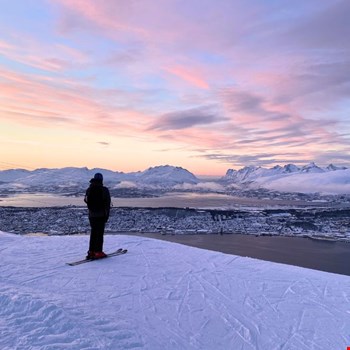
[84,179,111,220]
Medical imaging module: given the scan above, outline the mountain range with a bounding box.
[0,165,198,189]
[221,162,350,194]
[0,163,349,194]
[222,162,347,183]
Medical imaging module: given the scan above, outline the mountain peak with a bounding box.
[140,165,198,185]
[301,162,324,173]
[283,164,300,173]
[327,164,347,171]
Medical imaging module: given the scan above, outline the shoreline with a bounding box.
[24,229,350,244]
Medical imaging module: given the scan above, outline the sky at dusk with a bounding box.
[0,0,349,175]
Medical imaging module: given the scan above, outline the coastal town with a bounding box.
[1,205,349,242]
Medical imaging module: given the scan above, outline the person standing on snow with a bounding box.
[84,172,111,259]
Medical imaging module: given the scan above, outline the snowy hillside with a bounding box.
[1,232,349,349]
[223,162,350,194]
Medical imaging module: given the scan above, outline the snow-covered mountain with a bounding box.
[0,168,32,182]
[326,164,347,171]
[300,162,324,173]
[131,165,198,186]
[222,162,350,194]
[1,162,349,194]
[0,165,198,190]
[222,162,335,183]
[0,167,125,188]
[259,168,350,194]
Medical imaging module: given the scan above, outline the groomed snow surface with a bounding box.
[1,232,349,350]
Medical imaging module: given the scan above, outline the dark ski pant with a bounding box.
[88,217,106,252]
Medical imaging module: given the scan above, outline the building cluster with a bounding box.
[0,206,349,242]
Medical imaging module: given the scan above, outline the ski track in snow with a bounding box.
[1,232,350,349]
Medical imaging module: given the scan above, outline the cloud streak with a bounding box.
[150,107,226,131]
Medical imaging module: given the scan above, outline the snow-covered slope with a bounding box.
[1,232,349,349]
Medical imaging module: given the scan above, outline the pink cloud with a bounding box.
[52,0,262,53]
[0,39,13,50]
[0,37,88,73]
[0,67,151,136]
[55,0,148,40]
[163,65,209,89]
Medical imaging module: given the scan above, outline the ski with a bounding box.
[67,248,127,266]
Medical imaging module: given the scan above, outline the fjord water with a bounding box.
[0,192,342,208]
[124,232,350,276]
